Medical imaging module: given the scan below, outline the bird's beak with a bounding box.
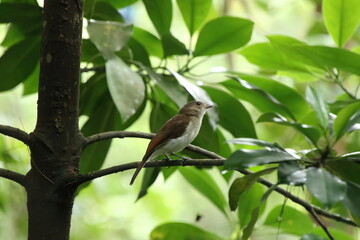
[205,104,213,109]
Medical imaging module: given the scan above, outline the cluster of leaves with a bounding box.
[1,0,360,239]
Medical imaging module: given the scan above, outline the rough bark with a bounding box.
[25,0,84,239]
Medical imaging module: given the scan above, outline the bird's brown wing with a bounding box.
[129,114,190,185]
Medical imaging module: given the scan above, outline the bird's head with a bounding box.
[179,100,212,117]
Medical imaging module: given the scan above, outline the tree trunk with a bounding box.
[25,0,84,239]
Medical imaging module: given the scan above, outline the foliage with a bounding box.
[0,0,360,239]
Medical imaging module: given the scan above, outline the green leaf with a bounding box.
[22,63,39,95]
[0,36,40,92]
[127,37,151,67]
[80,72,107,116]
[241,184,277,240]
[227,138,281,150]
[222,78,295,120]
[143,0,172,36]
[136,167,161,200]
[179,167,228,217]
[194,17,253,56]
[269,35,360,76]
[237,183,266,228]
[311,227,354,240]
[228,168,276,211]
[176,0,212,35]
[301,234,326,240]
[168,69,218,128]
[150,222,224,240]
[278,161,307,186]
[326,158,360,186]
[133,27,163,58]
[225,149,299,170]
[323,0,360,47]
[88,20,132,56]
[306,86,330,129]
[139,66,188,108]
[233,74,311,120]
[161,32,188,57]
[264,205,314,235]
[105,55,146,122]
[80,96,121,174]
[149,102,177,133]
[333,102,360,140]
[257,112,320,146]
[1,21,41,47]
[98,0,138,8]
[305,167,347,209]
[239,42,310,72]
[88,2,124,22]
[203,87,256,138]
[342,182,360,219]
[84,0,96,19]
[0,3,41,23]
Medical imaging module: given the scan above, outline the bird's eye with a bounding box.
[196,101,201,106]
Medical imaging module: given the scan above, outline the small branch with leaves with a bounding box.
[80,130,358,229]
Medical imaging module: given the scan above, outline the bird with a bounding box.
[130,100,213,185]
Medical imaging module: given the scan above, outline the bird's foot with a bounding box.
[170,153,190,166]
[162,154,171,168]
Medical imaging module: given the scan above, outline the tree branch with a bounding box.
[75,159,224,186]
[82,130,358,228]
[0,124,30,145]
[308,207,334,240]
[0,168,26,187]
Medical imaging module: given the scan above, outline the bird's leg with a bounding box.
[170,153,190,166]
[161,154,172,168]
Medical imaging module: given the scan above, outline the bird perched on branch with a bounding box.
[130,100,212,185]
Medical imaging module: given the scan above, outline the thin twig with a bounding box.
[82,130,358,228]
[308,207,334,240]
[0,124,30,145]
[80,66,105,73]
[0,168,26,187]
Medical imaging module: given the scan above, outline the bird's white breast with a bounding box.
[158,117,202,155]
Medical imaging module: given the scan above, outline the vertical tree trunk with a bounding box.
[25,0,84,239]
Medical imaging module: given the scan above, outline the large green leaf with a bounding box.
[277,161,307,186]
[161,32,188,57]
[326,158,360,187]
[176,0,212,35]
[22,63,39,95]
[127,37,151,67]
[257,112,320,146]
[143,0,172,36]
[237,183,266,228]
[1,20,41,47]
[234,74,311,120]
[168,69,218,128]
[241,184,277,240]
[305,167,347,209]
[179,167,228,217]
[98,0,139,8]
[333,102,360,140]
[227,138,282,150]
[264,205,314,235]
[239,42,310,72]
[136,167,161,200]
[149,101,177,133]
[0,3,41,23]
[228,168,276,211]
[323,0,360,47]
[203,87,256,138]
[80,96,121,174]
[0,36,40,92]
[305,86,330,129]
[225,149,299,170]
[269,35,360,76]
[222,78,295,120]
[150,222,224,240]
[342,182,360,219]
[194,17,253,56]
[87,1,124,22]
[133,27,163,58]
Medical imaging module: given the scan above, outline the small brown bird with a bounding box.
[130,100,212,185]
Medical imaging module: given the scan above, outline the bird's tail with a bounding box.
[129,157,148,185]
